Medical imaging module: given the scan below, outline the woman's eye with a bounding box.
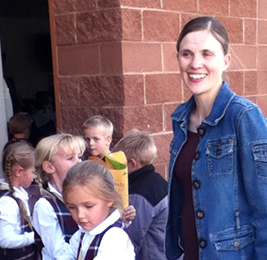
[86,205,93,209]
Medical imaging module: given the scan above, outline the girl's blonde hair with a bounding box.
[112,129,157,166]
[2,141,35,227]
[62,161,123,214]
[35,133,86,194]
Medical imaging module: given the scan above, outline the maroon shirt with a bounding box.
[175,131,199,260]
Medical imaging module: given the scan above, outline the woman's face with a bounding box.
[178,30,231,98]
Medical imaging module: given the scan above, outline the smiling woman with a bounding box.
[165,16,267,260]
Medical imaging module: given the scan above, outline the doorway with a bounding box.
[0,0,56,147]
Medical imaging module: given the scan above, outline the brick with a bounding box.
[124,75,144,106]
[154,163,168,179]
[79,75,125,106]
[146,73,182,104]
[257,46,267,70]
[227,71,244,95]
[76,9,122,44]
[230,0,257,18]
[153,133,173,164]
[257,71,267,94]
[164,102,180,132]
[120,0,160,8]
[199,0,228,15]
[75,0,98,11]
[258,0,267,19]
[244,19,256,45]
[143,11,179,42]
[122,42,162,73]
[54,0,97,14]
[123,105,163,133]
[257,95,267,117]
[217,17,243,44]
[163,0,197,12]
[163,43,179,72]
[229,45,256,70]
[97,0,120,8]
[100,42,123,74]
[55,14,76,45]
[61,106,85,134]
[58,77,81,107]
[121,9,142,41]
[58,44,100,75]
[258,20,267,44]
[54,0,77,14]
[244,71,257,95]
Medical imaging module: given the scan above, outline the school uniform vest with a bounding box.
[77,219,137,260]
[44,191,78,242]
[0,192,36,260]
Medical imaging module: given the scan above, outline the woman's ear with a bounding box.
[42,161,55,174]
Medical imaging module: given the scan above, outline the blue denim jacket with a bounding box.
[165,82,267,260]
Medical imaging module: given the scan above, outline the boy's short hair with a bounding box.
[112,129,157,166]
[9,113,31,135]
[83,115,114,137]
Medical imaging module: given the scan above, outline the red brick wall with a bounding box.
[48,0,267,178]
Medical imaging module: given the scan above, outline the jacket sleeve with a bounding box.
[237,104,267,258]
[128,194,154,253]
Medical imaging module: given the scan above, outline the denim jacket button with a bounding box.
[196,210,205,219]
[193,180,201,189]
[234,241,240,248]
[194,152,200,160]
[199,239,207,248]
[198,128,205,136]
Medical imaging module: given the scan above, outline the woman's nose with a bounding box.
[191,55,203,69]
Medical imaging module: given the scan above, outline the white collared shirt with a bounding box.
[0,180,34,248]
[33,183,70,260]
[58,209,135,260]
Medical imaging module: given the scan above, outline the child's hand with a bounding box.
[122,205,136,222]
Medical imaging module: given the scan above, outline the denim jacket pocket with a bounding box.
[212,225,255,251]
[206,138,234,177]
[252,142,267,181]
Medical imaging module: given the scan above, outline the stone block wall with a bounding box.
[48,0,267,178]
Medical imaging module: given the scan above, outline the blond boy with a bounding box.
[83,115,113,157]
[112,130,168,260]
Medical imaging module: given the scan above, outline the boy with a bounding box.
[4,112,31,150]
[83,115,113,158]
[112,130,168,260]
[83,115,135,221]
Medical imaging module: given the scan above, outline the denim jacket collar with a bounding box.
[171,82,236,127]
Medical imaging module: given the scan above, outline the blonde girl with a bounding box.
[0,142,36,260]
[59,161,136,260]
[32,133,86,260]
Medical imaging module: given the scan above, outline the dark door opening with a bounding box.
[0,0,56,146]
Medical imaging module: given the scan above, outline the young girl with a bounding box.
[59,161,136,260]
[32,133,86,260]
[0,142,36,260]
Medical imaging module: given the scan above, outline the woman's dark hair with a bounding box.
[176,16,229,55]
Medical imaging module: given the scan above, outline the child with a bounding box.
[59,161,136,260]
[112,130,168,260]
[83,115,136,221]
[83,115,113,158]
[32,133,86,260]
[0,142,37,260]
[4,112,32,151]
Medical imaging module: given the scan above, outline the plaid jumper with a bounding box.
[44,191,78,242]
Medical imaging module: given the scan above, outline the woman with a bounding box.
[165,16,267,260]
